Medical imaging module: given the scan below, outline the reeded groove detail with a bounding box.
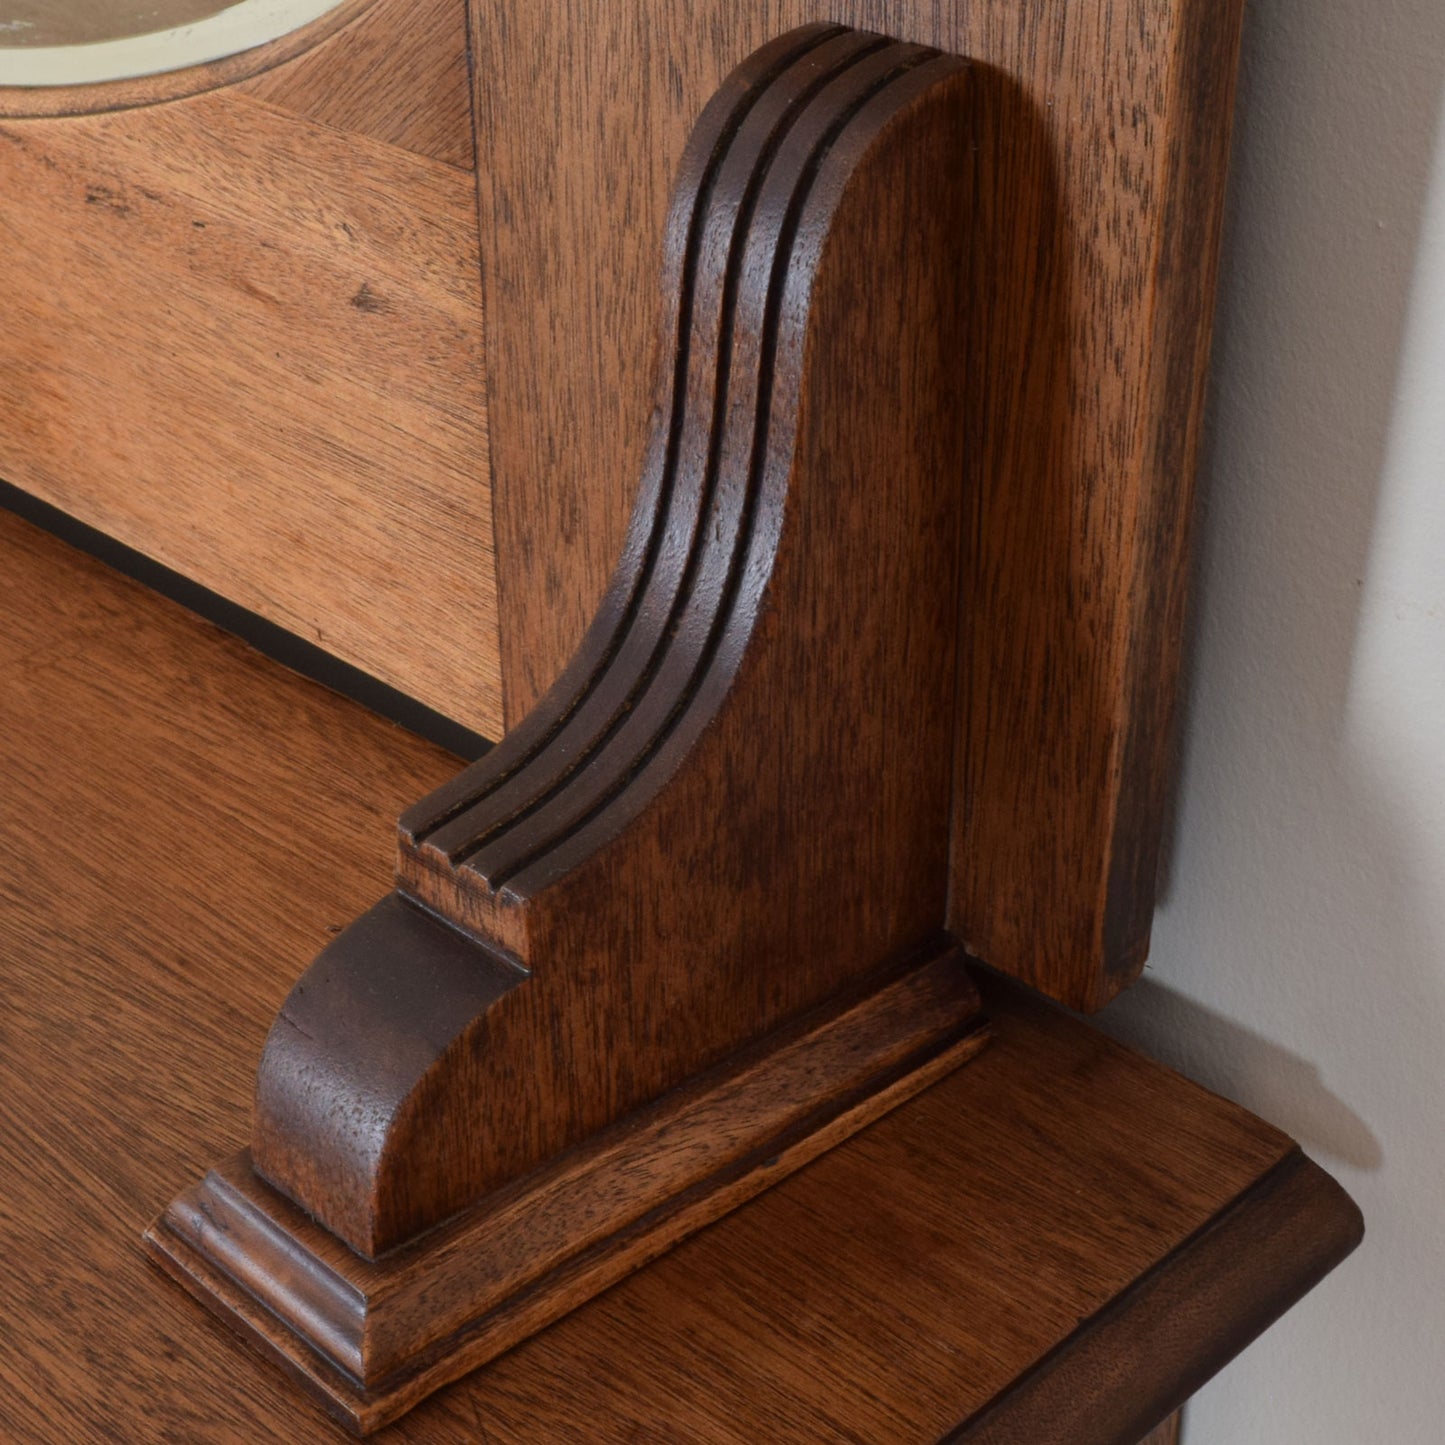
[413,32,900,873]
[138,14,1283,1428]
[242,12,977,1291]
[399,24,850,846]
[152,31,982,1427]
[403,37,947,900]
[482,52,942,894]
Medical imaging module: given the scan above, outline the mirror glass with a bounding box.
[0,0,349,86]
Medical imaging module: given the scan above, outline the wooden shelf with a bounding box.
[0,508,1360,1441]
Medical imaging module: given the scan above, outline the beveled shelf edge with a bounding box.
[146,947,988,1434]
[950,1149,1364,1445]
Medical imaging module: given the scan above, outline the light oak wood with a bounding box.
[469,0,1247,1010]
[236,0,473,168]
[0,79,502,733]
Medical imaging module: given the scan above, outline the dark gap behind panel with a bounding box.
[0,478,492,762]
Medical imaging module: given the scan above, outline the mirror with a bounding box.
[0,0,350,86]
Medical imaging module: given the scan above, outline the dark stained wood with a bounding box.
[949,1151,1359,1443]
[152,966,988,1432]
[1088,0,1247,987]
[413,981,1357,1445]
[468,0,1248,1011]
[3,0,1244,1009]
[377,26,983,1240]
[0,0,1358,1432]
[152,33,999,1423]
[0,508,1359,1442]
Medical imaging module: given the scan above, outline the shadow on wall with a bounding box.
[1138,0,1445,1143]
[1103,0,1445,1438]
[1094,979,1381,1171]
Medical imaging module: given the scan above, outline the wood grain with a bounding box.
[151,964,988,1431]
[0,85,502,733]
[238,28,983,1259]
[469,0,1247,1009]
[0,510,458,1441]
[948,1153,1360,1444]
[236,0,474,168]
[145,40,997,1422]
[0,519,1358,1438]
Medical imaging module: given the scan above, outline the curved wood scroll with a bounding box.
[148,25,987,1431]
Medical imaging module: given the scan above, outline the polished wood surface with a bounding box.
[385,28,982,1236]
[0,510,1359,1441]
[151,36,998,1424]
[3,0,1241,995]
[153,979,987,1431]
[236,0,473,168]
[469,0,1246,1010]
[0,16,502,732]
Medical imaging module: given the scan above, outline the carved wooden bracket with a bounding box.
[147,26,992,1431]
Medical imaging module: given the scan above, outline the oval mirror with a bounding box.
[0,0,351,87]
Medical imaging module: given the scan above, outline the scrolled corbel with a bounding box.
[148,25,988,1432]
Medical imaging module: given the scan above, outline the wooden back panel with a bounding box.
[0,0,1243,1008]
[0,0,503,735]
[470,0,1245,1009]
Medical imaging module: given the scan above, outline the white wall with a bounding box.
[1095,0,1445,1440]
